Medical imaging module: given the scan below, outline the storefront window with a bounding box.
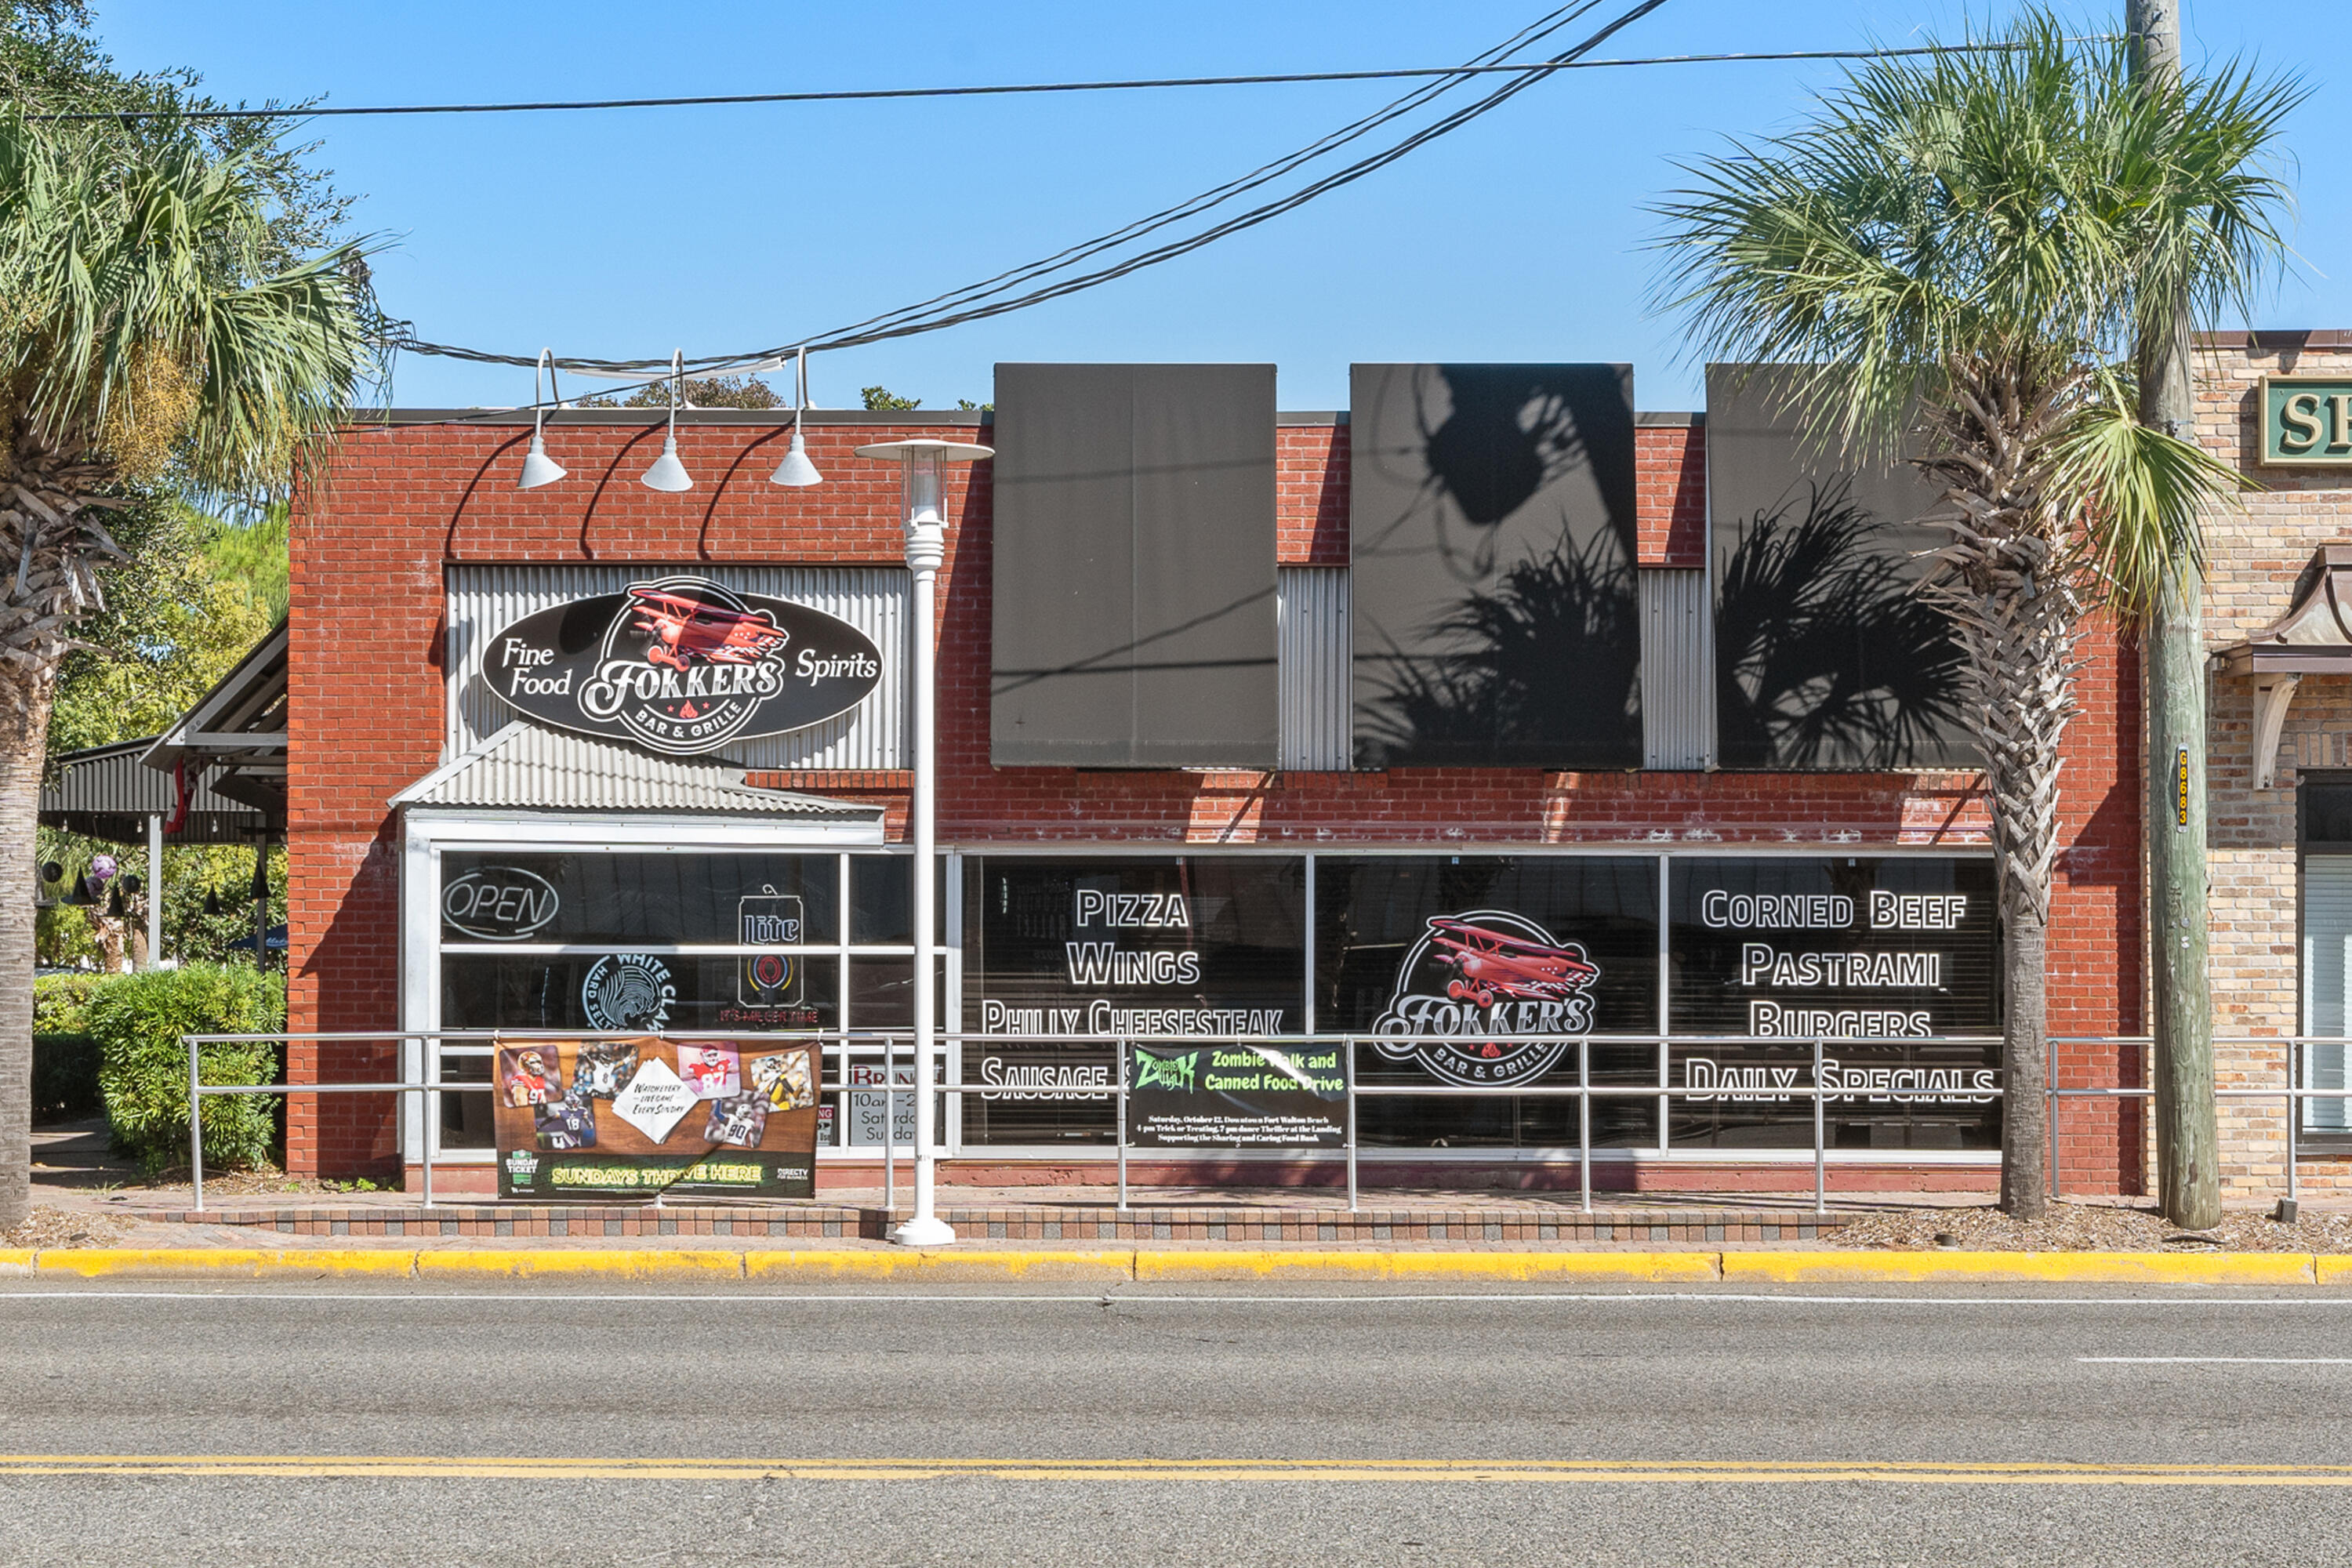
[962,856,1306,1145]
[432,850,920,1151]
[1318,855,1658,1149]
[2300,784,2352,1134]
[1667,858,2001,1151]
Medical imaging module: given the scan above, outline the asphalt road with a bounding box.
[5,1277,2352,1566]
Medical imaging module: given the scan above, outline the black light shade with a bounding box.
[64,877,95,908]
[106,887,125,918]
[119,873,141,896]
[204,889,222,917]
[39,861,62,885]
[249,849,269,904]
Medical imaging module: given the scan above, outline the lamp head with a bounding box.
[517,434,567,491]
[641,434,693,493]
[769,426,822,488]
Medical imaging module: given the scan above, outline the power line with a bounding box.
[34,42,2078,123]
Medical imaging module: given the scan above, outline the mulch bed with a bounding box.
[1832,1200,2352,1252]
[2,1205,134,1250]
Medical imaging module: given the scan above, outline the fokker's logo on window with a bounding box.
[1370,911,1601,1087]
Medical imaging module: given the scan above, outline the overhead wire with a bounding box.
[32,41,2106,123]
[394,0,1661,383]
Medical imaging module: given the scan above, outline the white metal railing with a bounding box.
[178,1029,2352,1217]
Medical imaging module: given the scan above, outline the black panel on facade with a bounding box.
[1348,363,1640,769]
[991,363,1277,767]
[1706,364,1974,770]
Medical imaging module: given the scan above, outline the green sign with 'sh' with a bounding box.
[2261,376,2352,466]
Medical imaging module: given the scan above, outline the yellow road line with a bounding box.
[4,1454,2350,1485]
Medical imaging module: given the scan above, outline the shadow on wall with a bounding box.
[1715,480,1966,771]
[1352,364,1641,769]
[1359,528,1639,768]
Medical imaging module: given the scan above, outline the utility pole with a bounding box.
[2132,0,2221,1229]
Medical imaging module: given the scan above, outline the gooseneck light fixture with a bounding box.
[640,350,694,492]
[769,347,822,488]
[855,435,993,1249]
[517,347,568,490]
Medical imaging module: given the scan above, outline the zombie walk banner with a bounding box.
[491,1036,821,1199]
[1125,1041,1350,1149]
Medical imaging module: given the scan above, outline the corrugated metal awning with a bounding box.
[40,737,267,845]
[391,721,884,818]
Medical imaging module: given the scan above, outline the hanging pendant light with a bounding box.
[106,886,125,918]
[249,845,270,905]
[38,861,61,887]
[769,347,822,488]
[640,350,694,492]
[204,888,222,917]
[517,347,568,490]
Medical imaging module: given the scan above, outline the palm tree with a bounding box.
[1653,16,2297,1216]
[0,110,376,1229]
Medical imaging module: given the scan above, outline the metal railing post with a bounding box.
[1116,1038,1128,1214]
[1813,1035,1828,1215]
[1578,1035,1592,1214]
[884,1033,895,1214]
[187,1036,205,1212]
[2046,1031,2059,1204]
[2288,1037,2301,1210]
[1346,1037,1359,1214]
[419,1035,434,1212]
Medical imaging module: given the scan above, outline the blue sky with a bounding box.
[93,1,2347,413]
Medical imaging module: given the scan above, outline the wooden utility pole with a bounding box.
[2132,0,2221,1229]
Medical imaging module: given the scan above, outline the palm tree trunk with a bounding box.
[2001,899,2051,1217]
[0,673,52,1232]
[1933,506,2080,1221]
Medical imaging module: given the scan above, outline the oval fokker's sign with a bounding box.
[485,576,884,757]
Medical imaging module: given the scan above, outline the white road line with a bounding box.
[2078,1356,2352,1364]
[5,1290,2352,1306]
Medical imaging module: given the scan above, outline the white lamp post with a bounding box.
[855,435,992,1247]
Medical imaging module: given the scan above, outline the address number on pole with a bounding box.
[2173,745,2191,830]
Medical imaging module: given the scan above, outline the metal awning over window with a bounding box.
[391,720,885,821]
[2217,546,2352,789]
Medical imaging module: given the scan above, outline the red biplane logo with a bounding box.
[626,586,792,673]
[1371,910,1600,1087]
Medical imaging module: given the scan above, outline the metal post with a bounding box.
[1346,1038,1359,1214]
[2048,1031,2060,1204]
[1578,1035,1592,1214]
[1116,1039,1128,1214]
[419,1073,434,1211]
[145,813,162,971]
[862,437,989,1249]
[884,1033,895,1215]
[1813,1036,1828,1215]
[2287,1038,2300,1209]
[188,1036,205,1212]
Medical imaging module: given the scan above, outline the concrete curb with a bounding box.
[11,1247,2352,1285]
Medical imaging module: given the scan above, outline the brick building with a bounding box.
[282,361,2154,1197]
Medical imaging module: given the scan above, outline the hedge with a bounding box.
[32,975,106,1122]
[85,964,285,1174]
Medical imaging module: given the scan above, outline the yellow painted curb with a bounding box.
[0,1249,34,1276]
[1722,1250,2318,1286]
[33,1248,418,1279]
[745,1249,1134,1282]
[413,1249,744,1279]
[1134,1250,1721,1283]
[2310,1256,2352,1285]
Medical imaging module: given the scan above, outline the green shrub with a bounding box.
[86,964,285,1174]
[33,972,101,1036]
[32,1033,102,1121]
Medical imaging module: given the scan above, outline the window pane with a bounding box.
[2304,855,2352,1132]
[1316,855,1657,1149]
[439,852,839,945]
[441,953,839,1033]
[849,855,944,945]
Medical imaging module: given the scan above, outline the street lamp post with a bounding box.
[856,436,992,1247]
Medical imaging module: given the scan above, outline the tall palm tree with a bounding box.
[1653,16,2297,1216]
[0,110,376,1229]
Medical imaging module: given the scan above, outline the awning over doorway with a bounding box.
[2217,546,2352,789]
[390,720,885,821]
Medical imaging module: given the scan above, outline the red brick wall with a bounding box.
[289,412,2143,1185]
